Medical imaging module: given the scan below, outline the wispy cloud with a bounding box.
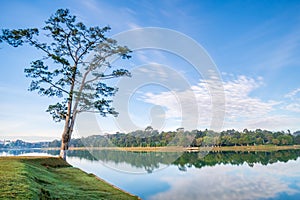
[283,87,300,113]
[285,87,300,99]
[245,115,300,131]
[141,75,281,130]
[259,30,300,70]
[77,0,141,32]
[126,22,142,30]
[285,103,300,113]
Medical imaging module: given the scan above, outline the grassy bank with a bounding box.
[0,156,139,200]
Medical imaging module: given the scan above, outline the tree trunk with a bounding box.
[59,112,77,160]
[59,64,78,160]
[60,140,68,160]
[60,127,70,160]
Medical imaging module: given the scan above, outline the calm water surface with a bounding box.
[1,149,300,200]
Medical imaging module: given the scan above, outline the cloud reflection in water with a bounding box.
[149,160,300,200]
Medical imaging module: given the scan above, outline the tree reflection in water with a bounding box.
[2,149,298,173]
[44,149,300,173]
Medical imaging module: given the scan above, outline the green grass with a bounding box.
[0,156,139,200]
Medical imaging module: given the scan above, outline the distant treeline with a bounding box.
[48,127,300,148]
[0,140,49,149]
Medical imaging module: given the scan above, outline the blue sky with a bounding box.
[0,0,300,141]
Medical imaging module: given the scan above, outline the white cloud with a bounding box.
[285,103,300,113]
[285,87,300,99]
[141,75,281,130]
[245,115,300,131]
[283,87,300,113]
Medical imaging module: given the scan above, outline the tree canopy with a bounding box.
[0,9,131,159]
[45,128,300,148]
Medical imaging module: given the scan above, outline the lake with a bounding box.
[1,149,300,200]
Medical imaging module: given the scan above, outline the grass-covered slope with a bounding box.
[0,156,139,200]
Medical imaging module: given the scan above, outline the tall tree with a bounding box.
[0,9,131,159]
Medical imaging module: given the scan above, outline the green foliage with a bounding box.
[44,128,300,148]
[3,129,299,150]
[0,8,131,123]
[0,157,138,199]
[295,135,300,145]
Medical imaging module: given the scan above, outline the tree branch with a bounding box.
[28,38,52,56]
[66,31,76,63]
[37,73,69,94]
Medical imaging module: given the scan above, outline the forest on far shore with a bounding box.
[46,127,300,148]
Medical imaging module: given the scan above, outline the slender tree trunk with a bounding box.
[59,64,77,160]
[60,67,90,160]
[60,118,76,160]
[60,127,70,160]
[59,101,72,160]
[60,113,71,160]
[59,62,92,160]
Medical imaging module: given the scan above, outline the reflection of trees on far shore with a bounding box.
[2,149,298,173]
[44,149,300,173]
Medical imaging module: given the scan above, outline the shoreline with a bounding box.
[43,145,300,152]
